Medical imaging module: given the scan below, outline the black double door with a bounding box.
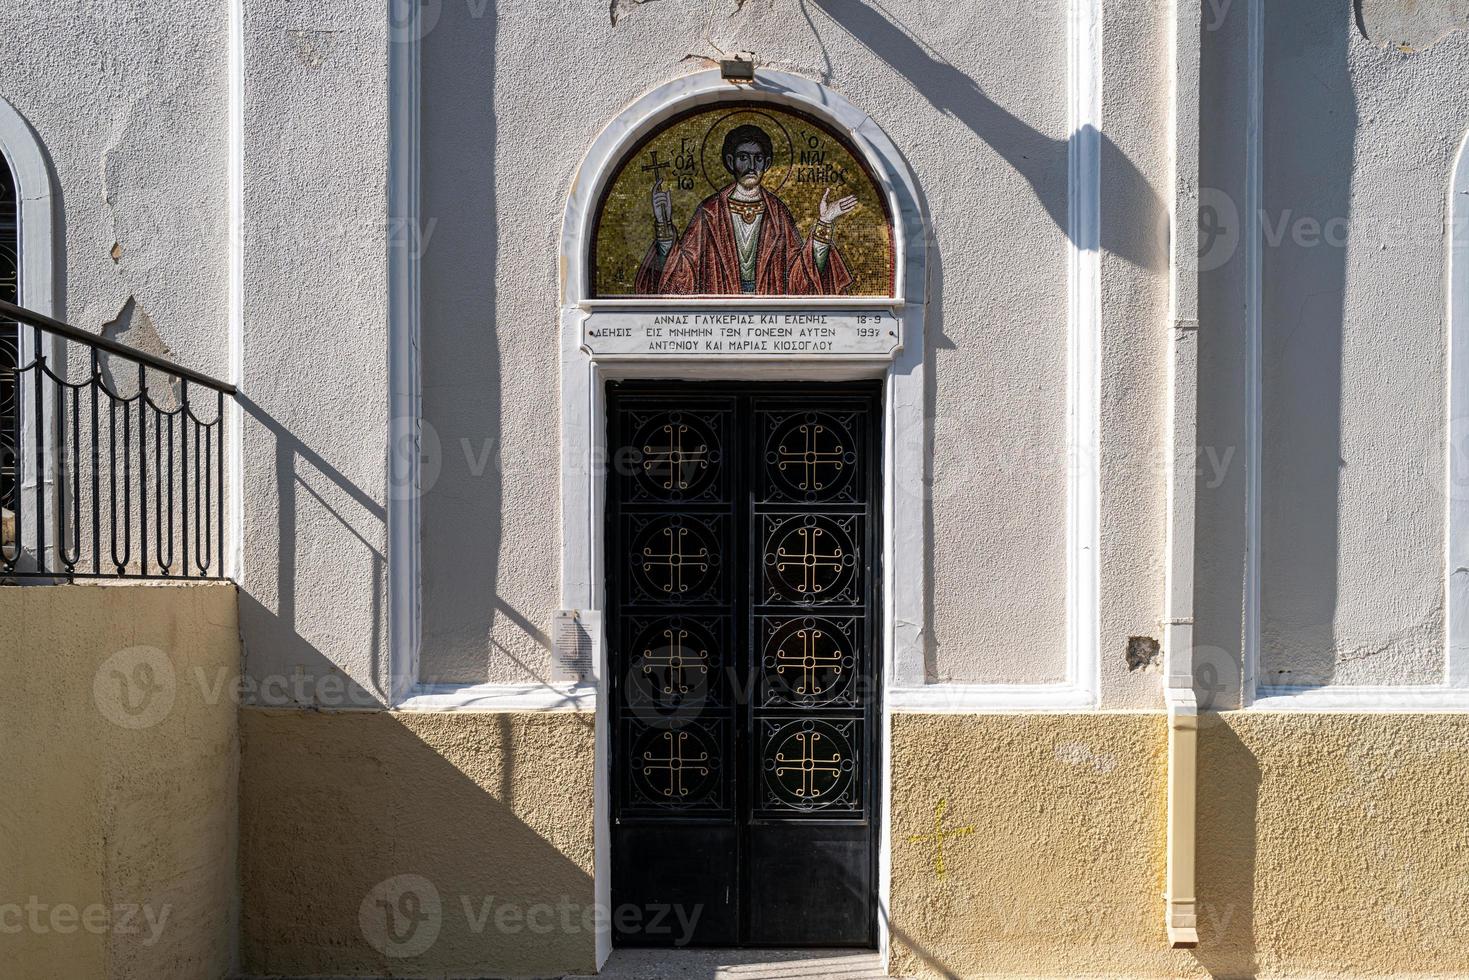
[607,381,881,948]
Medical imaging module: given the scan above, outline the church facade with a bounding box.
[5,1,1469,977]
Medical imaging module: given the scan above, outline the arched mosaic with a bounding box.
[591,102,895,298]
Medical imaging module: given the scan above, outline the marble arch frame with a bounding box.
[0,94,59,574]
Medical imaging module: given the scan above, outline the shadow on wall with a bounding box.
[237,392,387,706]
[802,0,1166,680]
[418,0,510,684]
[1192,715,1260,978]
[234,0,536,701]
[1196,2,1355,697]
[1255,3,1353,688]
[237,387,556,707]
[238,709,598,977]
[1193,0,1253,712]
[805,0,1167,270]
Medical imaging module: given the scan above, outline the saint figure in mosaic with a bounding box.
[634,124,860,295]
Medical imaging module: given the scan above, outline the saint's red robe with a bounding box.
[634,185,853,296]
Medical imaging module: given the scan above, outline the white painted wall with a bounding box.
[417,0,1105,691]
[0,2,228,371]
[0,0,391,703]
[235,0,393,704]
[1198,1,1469,705]
[8,0,1463,707]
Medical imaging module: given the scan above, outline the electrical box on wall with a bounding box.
[551,609,600,685]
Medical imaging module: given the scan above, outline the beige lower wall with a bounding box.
[0,583,240,980]
[1196,711,1469,978]
[13,617,1462,980]
[890,712,1187,978]
[891,711,1469,979]
[238,708,597,978]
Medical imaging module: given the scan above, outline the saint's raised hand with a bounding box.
[651,178,673,225]
[819,187,860,224]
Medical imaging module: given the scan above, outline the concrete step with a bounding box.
[566,948,888,979]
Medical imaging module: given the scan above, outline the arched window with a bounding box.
[0,95,57,568]
[1,150,17,509]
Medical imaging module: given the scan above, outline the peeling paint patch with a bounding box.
[1053,741,1118,774]
[609,0,662,27]
[286,30,340,69]
[1356,0,1469,52]
[100,297,178,407]
[1125,635,1160,672]
[110,242,122,263]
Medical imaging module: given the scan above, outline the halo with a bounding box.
[699,109,794,194]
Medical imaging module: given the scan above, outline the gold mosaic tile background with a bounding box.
[592,103,895,297]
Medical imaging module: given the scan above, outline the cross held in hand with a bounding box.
[641,151,672,183]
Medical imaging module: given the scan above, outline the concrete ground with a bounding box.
[566,948,889,979]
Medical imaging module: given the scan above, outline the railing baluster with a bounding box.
[180,378,189,578]
[0,300,235,582]
[216,390,224,579]
[2,342,22,575]
[64,382,80,575]
[167,406,175,573]
[109,395,130,573]
[195,418,206,574]
[32,324,45,575]
[137,364,148,576]
[155,396,167,574]
[91,349,100,575]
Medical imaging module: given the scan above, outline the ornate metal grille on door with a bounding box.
[608,381,880,948]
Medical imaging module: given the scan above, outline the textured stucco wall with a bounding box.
[1257,4,1468,688]
[1097,0,1172,707]
[413,0,1172,690]
[1357,0,1469,52]
[0,0,393,705]
[236,0,394,707]
[1198,2,1469,699]
[0,3,228,369]
[0,583,239,980]
[890,711,1469,978]
[238,708,597,978]
[1195,711,1469,977]
[0,0,1174,699]
[889,712,1186,978]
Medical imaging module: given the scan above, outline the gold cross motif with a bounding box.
[775,526,844,594]
[773,730,844,800]
[642,730,710,798]
[907,798,974,879]
[642,526,709,593]
[776,422,845,491]
[642,627,709,694]
[773,627,843,696]
[643,423,709,490]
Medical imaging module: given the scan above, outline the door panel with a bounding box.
[745,825,872,945]
[611,825,739,947]
[608,382,880,948]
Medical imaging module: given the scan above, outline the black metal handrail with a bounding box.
[0,299,234,581]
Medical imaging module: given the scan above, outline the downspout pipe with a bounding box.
[1164,0,1202,950]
